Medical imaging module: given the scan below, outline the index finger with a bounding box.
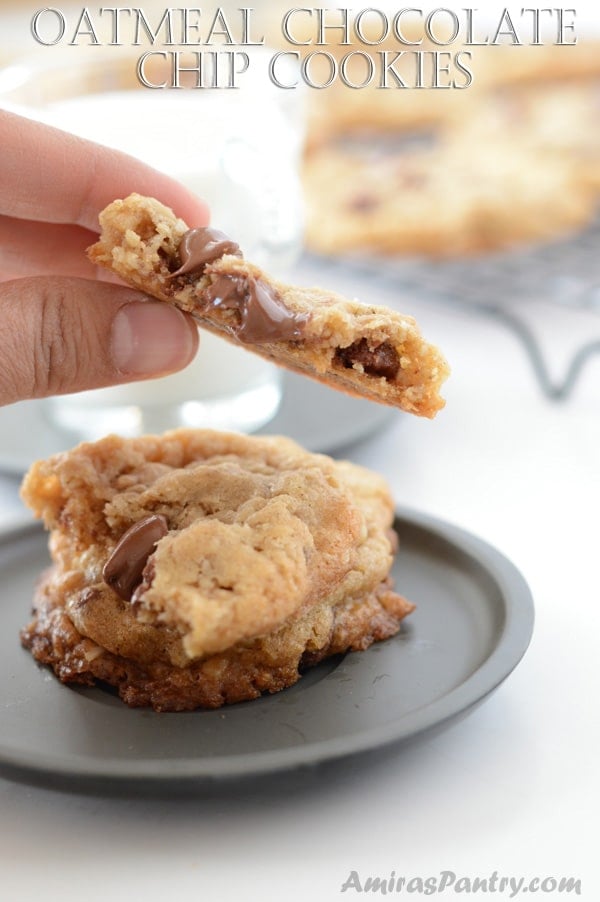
[0,108,210,232]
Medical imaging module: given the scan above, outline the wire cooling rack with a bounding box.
[306,218,600,401]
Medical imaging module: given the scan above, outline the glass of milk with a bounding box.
[0,47,305,439]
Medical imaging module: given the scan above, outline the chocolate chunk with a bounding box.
[171,227,242,277]
[349,193,380,213]
[334,339,400,381]
[130,558,157,608]
[204,274,309,344]
[171,227,309,344]
[103,515,168,602]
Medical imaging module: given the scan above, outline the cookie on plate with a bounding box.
[20,430,414,712]
[87,193,449,418]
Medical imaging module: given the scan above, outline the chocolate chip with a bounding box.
[130,558,157,608]
[204,274,309,343]
[334,339,400,381]
[171,227,242,278]
[171,228,310,344]
[103,515,168,602]
[348,193,380,213]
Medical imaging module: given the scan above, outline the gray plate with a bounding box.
[0,509,534,794]
[0,373,395,475]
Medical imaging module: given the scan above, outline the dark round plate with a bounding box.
[0,509,533,794]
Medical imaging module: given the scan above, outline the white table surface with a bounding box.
[0,276,598,902]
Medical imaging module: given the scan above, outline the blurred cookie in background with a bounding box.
[302,39,600,258]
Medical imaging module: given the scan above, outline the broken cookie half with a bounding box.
[87,193,449,418]
[20,430,413,712]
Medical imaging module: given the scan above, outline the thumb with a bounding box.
[0,276,199,406]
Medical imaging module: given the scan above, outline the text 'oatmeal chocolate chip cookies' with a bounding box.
[20,430,414,712]
[87,193,449,418]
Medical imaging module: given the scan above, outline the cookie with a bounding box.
[20,430,414,711]
[476,40,600,90]
[305,41,600,149]
[304,48,480,151]
[87,194,449,418]
[302,42,600,257]
[303,121,594,257]
[488,80,600,192]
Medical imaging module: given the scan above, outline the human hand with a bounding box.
[0,109,209,406]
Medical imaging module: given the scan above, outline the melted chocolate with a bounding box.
[205,274,308,343]
[171,227,241,277]
[103,515,168,602]
[173,227,309,344]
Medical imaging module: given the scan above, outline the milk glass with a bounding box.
[0,49,305,438]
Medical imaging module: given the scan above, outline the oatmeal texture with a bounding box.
[21,430,413,711]
[88,193,449,418]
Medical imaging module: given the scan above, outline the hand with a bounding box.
[0,109,209,406]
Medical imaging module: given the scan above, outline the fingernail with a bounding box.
[111,302,196,376]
